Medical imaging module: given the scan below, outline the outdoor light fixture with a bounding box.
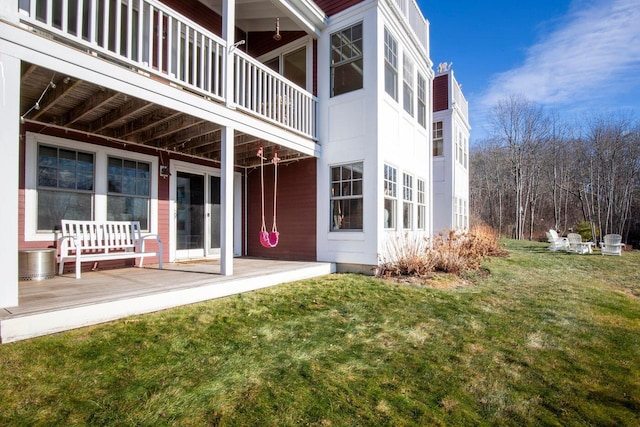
[160,165,170,178]
[273,17,281,41]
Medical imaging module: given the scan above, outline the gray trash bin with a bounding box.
[18,248,56,281]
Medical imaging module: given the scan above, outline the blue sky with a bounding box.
[418,0,640,142]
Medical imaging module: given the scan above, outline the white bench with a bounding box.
[58,220,163,279]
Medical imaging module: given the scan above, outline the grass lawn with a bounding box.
[1,239,639,426]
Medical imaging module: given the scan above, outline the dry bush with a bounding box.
[431,226,507,274]
[378,232,434,277]
[467,223,508,258]
[377,225,507,278]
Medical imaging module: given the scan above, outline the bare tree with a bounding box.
[470,141,511,234]
[471,102,640,246]
[584,113,640,240]
[489,95,550,240]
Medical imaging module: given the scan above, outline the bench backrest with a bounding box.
[60,220,142,250]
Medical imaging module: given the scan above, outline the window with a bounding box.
[464,199,469,229]
[384,164,397,229]
[331,162,363,230]
[107,157,151,229]
[25,133,158,240]
[417,178,426,230]
[264,46,308,89]
[417,73,427,127]
[403,55,414,115]
[458,132,463,165]
[384,28,398,100]
[37,145,94,231]
[433,121,443,156]
[331,22,363,97]
[403,173,413,229]
[455,197,468,229]
[464,136,469,169]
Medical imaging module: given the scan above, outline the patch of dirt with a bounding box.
[383,274,473,289]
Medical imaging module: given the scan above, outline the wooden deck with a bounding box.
[0,258,335,343]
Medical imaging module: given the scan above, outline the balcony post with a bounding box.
[0,51,20,308]
[222,0,236,108]
[220,125,234,276]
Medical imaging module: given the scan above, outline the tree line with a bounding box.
[470,95,640,246]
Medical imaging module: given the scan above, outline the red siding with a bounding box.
[246,158,317,260]
[314,0,365,16]
[433,74,449,112]
[159,0,221,36]
[158,0,246,45]
[247,31,307,58]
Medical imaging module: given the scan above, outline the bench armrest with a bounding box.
[139,234,163,252]
[58,234,79,256]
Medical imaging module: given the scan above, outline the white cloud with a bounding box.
[478,0,640,109]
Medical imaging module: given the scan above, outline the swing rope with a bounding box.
[258,145,267,233]
[257,144,279,248]
[271,148,279,233]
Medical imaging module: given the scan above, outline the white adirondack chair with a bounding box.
[567,233,593,254]
[546,230,568,251]
[601,234,623,256]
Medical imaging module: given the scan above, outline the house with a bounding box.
[432,62,470,232]
[0,0,467,311]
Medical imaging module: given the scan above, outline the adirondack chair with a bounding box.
[567,233,593,254]
[601,234,623,256]
[546,230,569,252]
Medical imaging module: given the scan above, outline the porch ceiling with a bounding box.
[20,63,307,168]
[200,0,324,33]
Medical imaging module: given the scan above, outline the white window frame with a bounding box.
[433,121,444,156]
[384,164,397,230]
[384,27,398,101]
[464,136,469,169]
[403,54,414,116]
[417,73,427,127]
[258,36,313,91]
[107,156,152,228]
[417,178,426,230]
[330,161,364,231]
[403,172,413,230]
[24,132,158,242]
[464,199,469,229]
[330,22,364,97]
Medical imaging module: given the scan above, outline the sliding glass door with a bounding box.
[174,170,221,260]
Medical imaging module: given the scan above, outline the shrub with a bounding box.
[377,232,434,277]
[575,221,597,241]
[377,225,507,278]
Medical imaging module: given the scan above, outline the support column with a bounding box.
[222,0,235,108]
[220,125,234,275]
[0,51,21,307]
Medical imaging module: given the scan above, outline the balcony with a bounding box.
[16,0,318,154]
[452,76,469,123]
[388,0,429,57]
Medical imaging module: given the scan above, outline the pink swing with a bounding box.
[257,144,279,248]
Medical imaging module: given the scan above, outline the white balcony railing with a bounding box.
[452,78,469,122]
[17,0,317,140]
[233,50,316,138]
[388,0,429,57]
